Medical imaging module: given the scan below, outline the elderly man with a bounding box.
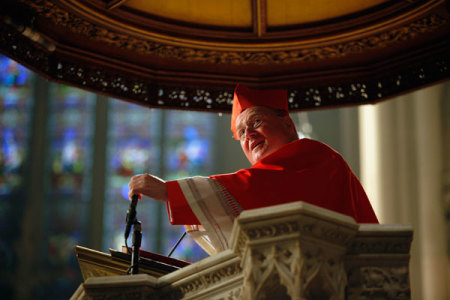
[128,84,378,254]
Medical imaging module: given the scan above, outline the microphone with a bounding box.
[124,194,139,241]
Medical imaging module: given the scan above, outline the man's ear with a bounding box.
[282,115,294,129]
[283,116,298,137]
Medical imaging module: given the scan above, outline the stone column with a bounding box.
[413,86,448,300]
[358,83,449,299]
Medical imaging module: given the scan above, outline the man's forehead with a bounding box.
[237,106,262,121]
[236,106,274,126]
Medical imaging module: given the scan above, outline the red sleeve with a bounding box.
[350,175,379,223]
[165,180,200,225]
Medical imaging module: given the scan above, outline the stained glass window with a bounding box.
[47,85,95,194]
[0,55,34,298]
[165,110,215,180]
[103,100,162,253]
[0,56,33,194]
[1,54,221,299]
[39,84,96,298]
[161,110,216,261]
[103,105,215,262]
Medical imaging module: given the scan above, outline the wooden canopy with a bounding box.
[0,0,449,112]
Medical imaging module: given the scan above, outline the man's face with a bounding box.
[235,106,296,165]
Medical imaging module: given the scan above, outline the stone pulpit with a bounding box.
[71,202,413,299]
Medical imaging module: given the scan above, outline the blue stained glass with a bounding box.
[40,84,96,299]
[0,57,29,86]
[0,55,34,300]
[165,111,215,180]
[47,84,95,194]
[2,129,21,170]
[103,99,162,253]
[104,102,217,262]
[161,110,216,261]
[0,55,33,195]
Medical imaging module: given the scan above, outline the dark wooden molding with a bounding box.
[105,0,129,10]
[0,0,448,112]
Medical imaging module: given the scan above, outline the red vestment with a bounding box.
[166,139,378,225]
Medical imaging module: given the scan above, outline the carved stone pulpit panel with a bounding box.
[345,225,413,299]
[74,202,413,300]
[230,202,359,300]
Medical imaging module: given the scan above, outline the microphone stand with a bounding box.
[125,195,141,275]
[130,220,142,275]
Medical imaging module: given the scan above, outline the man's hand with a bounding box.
[128,174,168,202]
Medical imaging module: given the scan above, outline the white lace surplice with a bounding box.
[174,176,243,255]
